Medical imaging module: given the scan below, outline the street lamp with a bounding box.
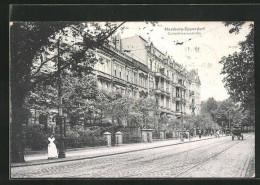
[180,89,184,142]
[228,111,231,128]
[57,37,66,158]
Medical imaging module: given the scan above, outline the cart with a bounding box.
[225,128,231,136]
[231,125,243,140]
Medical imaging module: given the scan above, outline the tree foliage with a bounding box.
[200,97,218,121]
[219,22,254,124]
[10,21,125,162]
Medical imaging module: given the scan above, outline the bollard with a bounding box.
[148,131,153,142]
[141,130,148,142]
[103,132,111,146]
[115,131,123,146]
[141,129,153,143]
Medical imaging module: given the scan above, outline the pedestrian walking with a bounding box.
[198,129,202,139]
[210,130,213,137]
[48,135,58,159]
[216,130,220,138]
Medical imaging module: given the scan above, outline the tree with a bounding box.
[214,98,237,127]
[10,21,160,162]
[219,22,254,124]
[25,73,102,126]
[134,97,158,129]
[200,97,218,121]
[10,21,125,162]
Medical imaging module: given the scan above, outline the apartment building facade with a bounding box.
[28,31,201,127]
[95,34,201,117]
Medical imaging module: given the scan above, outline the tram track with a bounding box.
[12,134,254,178]
[73,134,254,178]
[12,136,232,178]
[174,134,254,177]
[12,135,230,168]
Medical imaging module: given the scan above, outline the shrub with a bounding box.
[24,124,53,150]
[166,132,173,139]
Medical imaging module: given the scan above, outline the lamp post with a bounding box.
[228,111,231,129]
[57,37,66,158]
[180,89,184,141]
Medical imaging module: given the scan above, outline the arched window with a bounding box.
[114,65,117,76]
[119,67,122,78]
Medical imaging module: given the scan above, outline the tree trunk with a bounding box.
[10,101,26,163]
[10,83,28,163]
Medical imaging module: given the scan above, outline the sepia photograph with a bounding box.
[10,20,255,178]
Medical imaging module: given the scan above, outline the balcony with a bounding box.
[175,97,181,101]
[171,82,178,86]
[95,70,112,80]
[154,88,170,97]
[154,72,162,78]
[159,106,174,115]
[154,88,162,94]
[190,102,195,108]
[154,72,170,81]
[175,110,182,117]
[176,82,186,89]
[190,90,195,96]
[112,76,126,86]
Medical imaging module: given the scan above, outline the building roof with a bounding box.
[187,69,201,84]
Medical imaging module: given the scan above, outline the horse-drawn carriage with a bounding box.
[225,128,231,136]
[231,124,244,140]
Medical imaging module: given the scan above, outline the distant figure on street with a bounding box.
[48,135,58,159]
[198,129,202,139]
[210,131,213,137]
[216,130,220,138]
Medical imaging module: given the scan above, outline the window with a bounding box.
[150,81,154,89]
[126,71,129,81]
[134,91,137,98]
[176,102,180,112]
[134,72,137,84]
[176,87,180,97]
[107,60,110,73]
[119,67,122,78]
[150,60,153,71]
[114,66,117,76]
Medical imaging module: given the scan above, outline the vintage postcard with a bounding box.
[10,20,255,178]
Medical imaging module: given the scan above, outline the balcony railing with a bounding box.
[112,76,127,85]
[95,70,111,80]
[154,72,170,81]
[154,89,161,94]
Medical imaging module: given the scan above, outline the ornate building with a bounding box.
[28,30,201,128]
[94,34,201,117]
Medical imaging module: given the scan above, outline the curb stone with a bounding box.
[11,136,227,168]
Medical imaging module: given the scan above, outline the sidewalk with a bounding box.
[12,135,226,167]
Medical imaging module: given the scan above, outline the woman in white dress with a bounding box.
[48,135,58,159]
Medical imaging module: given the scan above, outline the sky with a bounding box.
[113,21,252,101]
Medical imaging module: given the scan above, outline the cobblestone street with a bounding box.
[11,133,255,178]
